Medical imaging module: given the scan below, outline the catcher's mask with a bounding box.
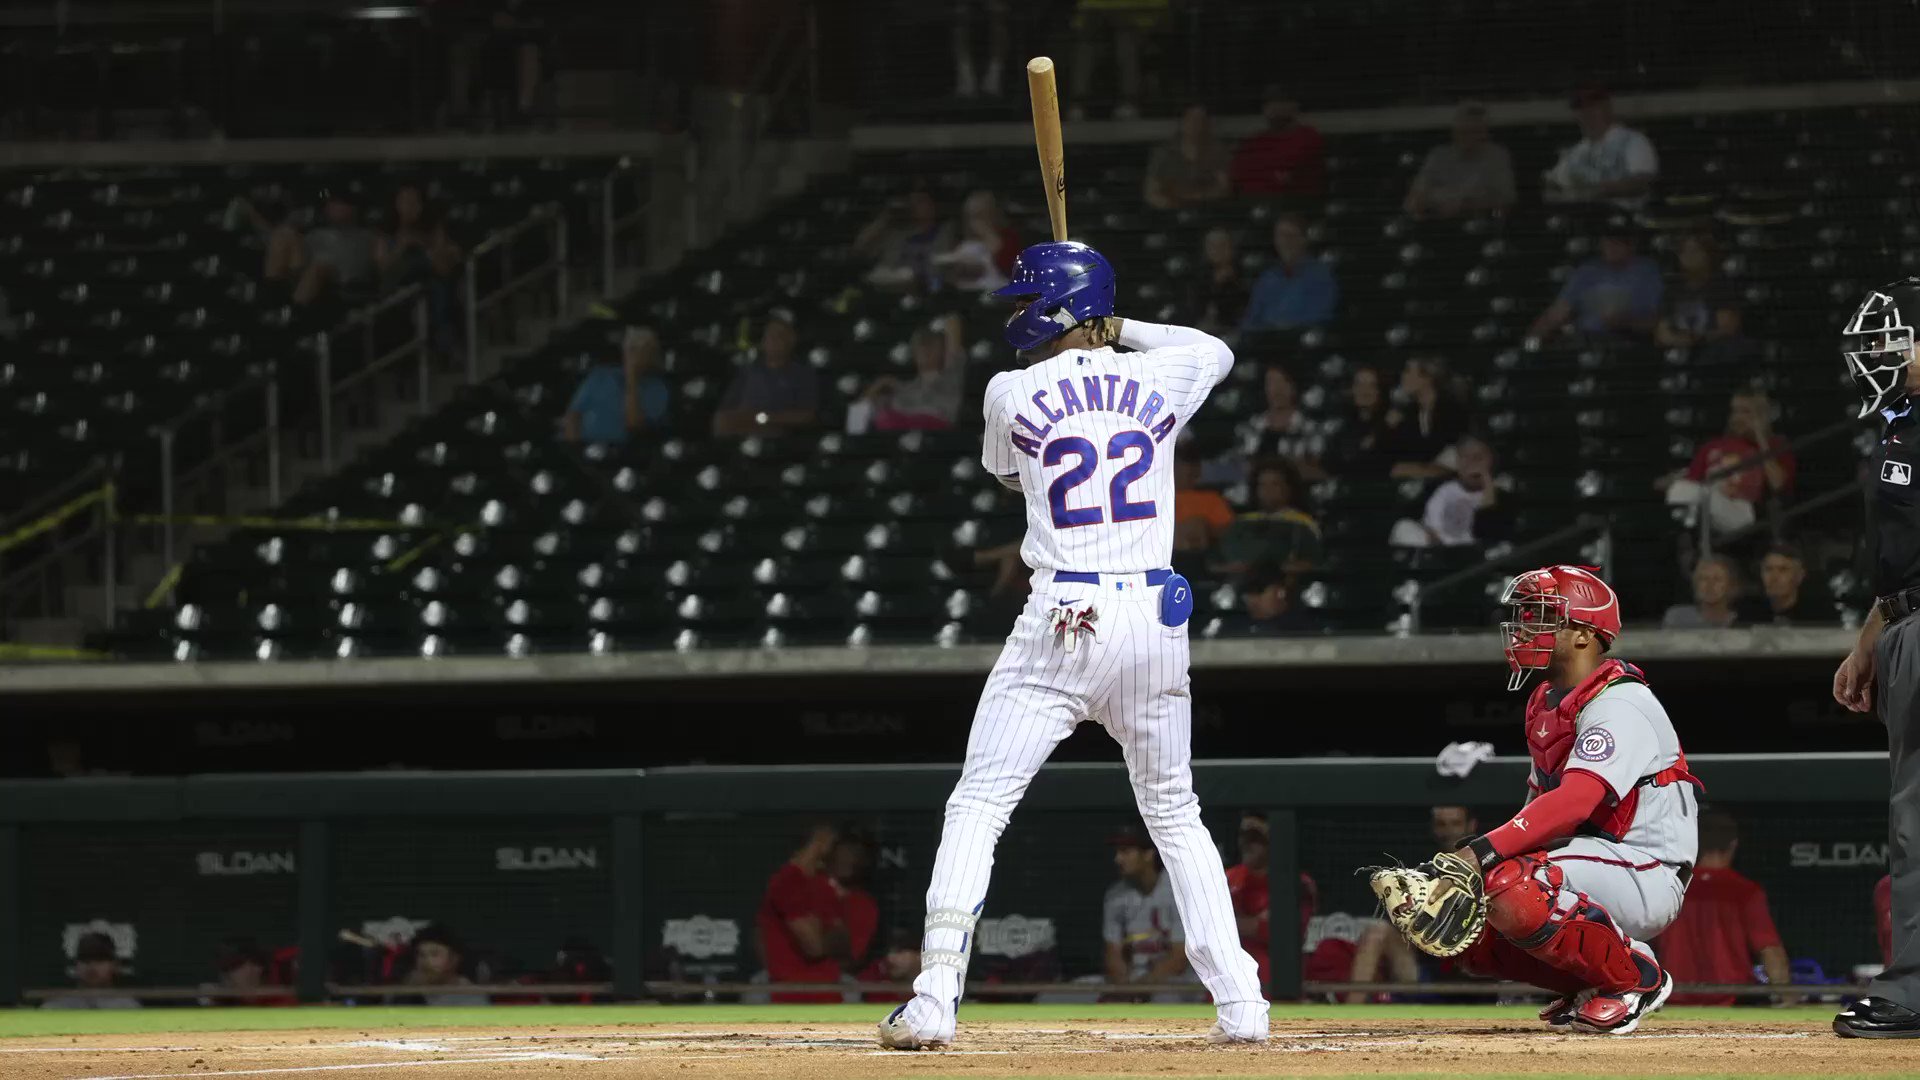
[1843,278,1920,419]
[1499,565,1620,691]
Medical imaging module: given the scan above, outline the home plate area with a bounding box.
[6,1019,1920,1079]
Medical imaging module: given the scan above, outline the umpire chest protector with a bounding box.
[1525,660,1703,841]
[1870,408,1920,600]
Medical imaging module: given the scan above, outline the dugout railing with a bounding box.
[0,753,1887,1006]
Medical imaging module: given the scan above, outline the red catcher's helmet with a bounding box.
[1499,565,1621,691]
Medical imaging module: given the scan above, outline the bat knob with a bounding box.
[1027,57,1053,75]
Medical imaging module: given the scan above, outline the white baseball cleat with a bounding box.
[1205,1023,1270,1045]
[1206,1001,1270,1044]
[877,1001,952,1051]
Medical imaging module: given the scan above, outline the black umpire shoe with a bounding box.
[1835,997,1920,1038]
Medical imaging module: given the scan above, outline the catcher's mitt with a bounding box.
[1361,850,1489,958]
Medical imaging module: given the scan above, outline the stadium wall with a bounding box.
[0,631,1868,774]
[0,754,1887,1006]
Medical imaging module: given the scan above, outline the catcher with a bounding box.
[1366,565,1700,1034]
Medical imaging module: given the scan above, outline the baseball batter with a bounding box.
[1437,566,1700,1033]
[879,241,1269,1049]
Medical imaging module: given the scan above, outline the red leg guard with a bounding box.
[1479,853,1649,994]
[1455,929,1588,996]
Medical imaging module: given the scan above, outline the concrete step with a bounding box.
[126,552,171,586]
[66,584,146,621]
[230,486,278,516]
[8,617,85,648]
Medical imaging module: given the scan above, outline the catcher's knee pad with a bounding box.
[1483,853,1644,994]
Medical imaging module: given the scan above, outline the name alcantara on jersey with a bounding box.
[1008,374,1177,458]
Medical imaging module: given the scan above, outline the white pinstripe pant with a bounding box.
[908,572,1266,1017]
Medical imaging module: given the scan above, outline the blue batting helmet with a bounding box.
[991,241,1116,351]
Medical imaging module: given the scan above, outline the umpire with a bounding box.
[1836,277,1920,1038]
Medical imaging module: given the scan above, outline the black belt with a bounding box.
[1878,585,1920,626]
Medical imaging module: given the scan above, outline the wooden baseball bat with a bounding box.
[1026,56,1068,242]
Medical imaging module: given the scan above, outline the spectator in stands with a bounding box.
[1403,102,1516,219]
[1662,554,1743,629]
[42,931,139,1010]
[401,925,489,1006]
[294,189,378,306]
[968,191,1022,277]
[1527,217,1663,344]
[1347,806,1479,1002]
[1145,104,1231,210]
[854,316,966,433]
[828,829,879,977]
[1326,364,1391,476]
[1067,0,1164,120]
[951,0,1008,98]
[375,183,464,352]
[1241,215,1338,332]
[1186,228,1249,333]
[930,192,1014,293]
[1231,87,1326,199]
[713,311,818,437]
[1173,453,1234,557]
[1656,232,1743,351]
[239,196,305,287]
[854,186,953,292]
[1655,809,1793,1005]
[1660,389,1794,534]
[470,0,549,126]
[563,326,668,445]
[1215,458,1322,579]
[1543,86,1659,209]
[376,184,457,290]
[1389,435,1504,548]
[1237,364,1325,477]
[1102,824,1192,1001]
[758,822,850,1003]
[1739,543,1833,626]
[1383,357,1469,479]
[1239,562,1313,633]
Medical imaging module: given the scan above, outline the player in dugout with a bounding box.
[1651,808,1792,1006]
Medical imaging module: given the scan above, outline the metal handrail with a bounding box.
[601,160,654,285]
[1712,476,1867,551]
[1406,514,1613,632]
[462,205,568,382]
[0,460,117,625]
[0,457,109,536]
[153,371,281,569]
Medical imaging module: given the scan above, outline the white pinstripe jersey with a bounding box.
[981,324,1230,574]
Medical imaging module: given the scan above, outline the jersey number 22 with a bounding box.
[1044,431,1157,528]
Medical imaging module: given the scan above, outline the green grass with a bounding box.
[0,1001,1845,1038]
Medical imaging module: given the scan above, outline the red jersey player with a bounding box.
[1653,808,1790,1005]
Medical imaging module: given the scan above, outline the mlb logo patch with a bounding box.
[1885,460,1913,487]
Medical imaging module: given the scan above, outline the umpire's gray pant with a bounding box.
[1873,613,1920,1008]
